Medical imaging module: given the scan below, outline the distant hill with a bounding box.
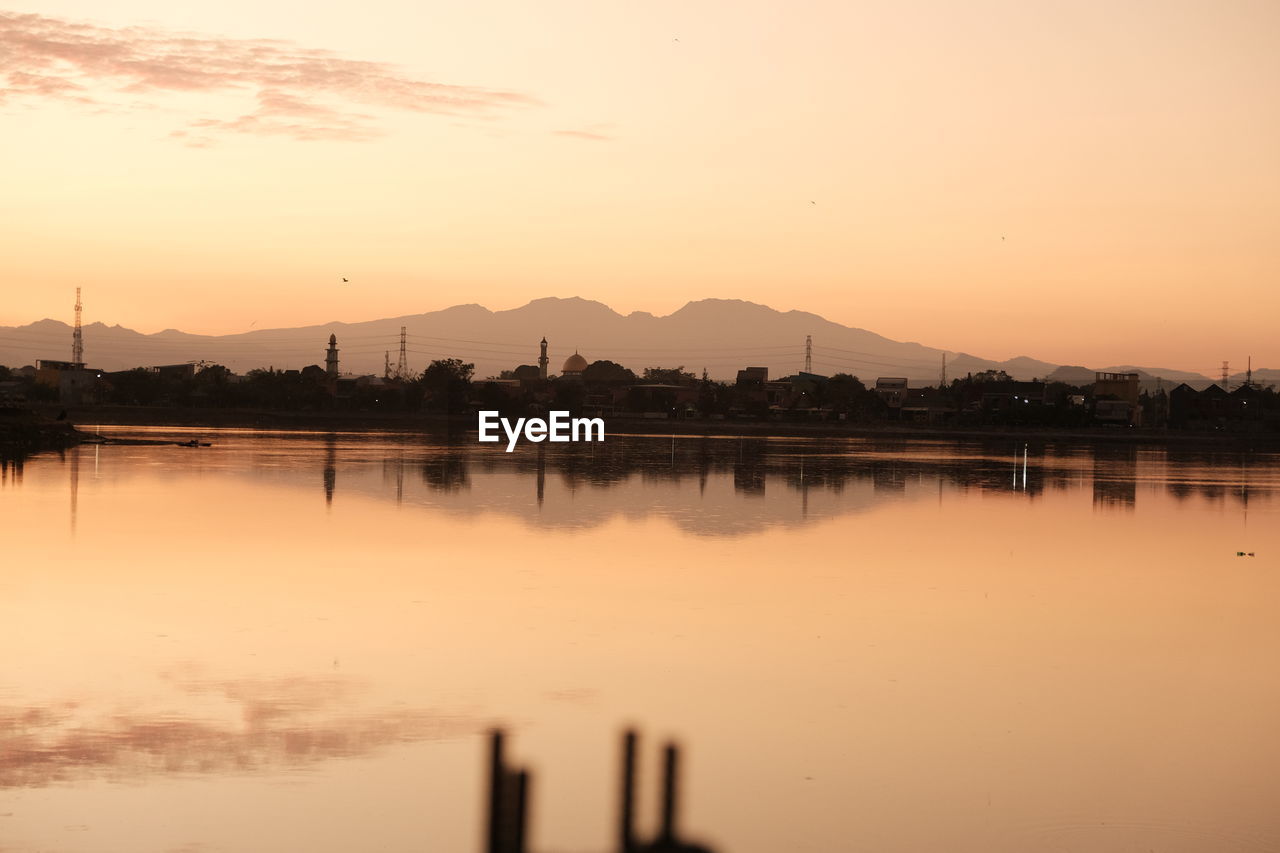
[1045,364,1223,391]
[1231,368,1280,389]
[0,297,1231,387]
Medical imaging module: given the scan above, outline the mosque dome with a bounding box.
[562,351,589,375]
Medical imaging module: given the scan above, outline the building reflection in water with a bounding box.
[732,439,765,496]
[536,444,545,508]
[0,454,22,486]
[9,434,1275,532]
[1091,444,1138,510]
[289,435,1279,532]
[69,444,80,535]
[381,451,406,506]
[323,433,336,507]
[422,453,470,493]
[871,461,906,496]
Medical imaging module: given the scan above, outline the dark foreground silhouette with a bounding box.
[486,729,716,853]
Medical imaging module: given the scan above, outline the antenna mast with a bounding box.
[396,326,408,380]
[72,287,84,366]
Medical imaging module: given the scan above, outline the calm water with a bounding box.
[2,429,1279,853]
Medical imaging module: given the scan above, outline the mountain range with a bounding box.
[1,298,1271,390]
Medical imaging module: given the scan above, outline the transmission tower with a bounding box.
[1221,361,1229,387]
[384,351,391,380]
[396,326,408,379]
[72,287,84,366]
[804,335,812,373]
[940,353,947,388]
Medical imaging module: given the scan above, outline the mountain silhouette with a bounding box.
[0,298,1235,386]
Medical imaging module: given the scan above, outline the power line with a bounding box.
[815,343,956,368]
[811,351,940,372]
[405,333,801,354]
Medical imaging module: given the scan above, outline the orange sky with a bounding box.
[2,1,1277,373]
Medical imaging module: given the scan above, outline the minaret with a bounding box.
[326,334,339,378]
[538,337,549,380]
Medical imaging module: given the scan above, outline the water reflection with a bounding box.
[0,673,483,789]
[0,453,22,485]
[2,430,1278,853]
[6,433,1280,536]
[1092,445,1138,510]
[1,676,481,788]
[69,444,80,534]
[370,437,1279,536]
[323,433,336,506]
[336,435,1276,529]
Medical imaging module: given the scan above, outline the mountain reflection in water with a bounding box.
[41,430,1276,534]
[6,431,1280,536]
[2,428,1278,853]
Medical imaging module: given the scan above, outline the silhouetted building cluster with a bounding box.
[1166,381,1274,430]
[4,334,1277,432]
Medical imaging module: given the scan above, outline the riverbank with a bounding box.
[41,404,1280,448]
[0,409,99,457]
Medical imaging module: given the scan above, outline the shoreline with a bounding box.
[0,412,100,457]
[43,404,1280,448]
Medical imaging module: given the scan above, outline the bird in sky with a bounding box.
[342,277,349,282]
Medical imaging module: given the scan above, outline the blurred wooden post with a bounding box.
[660,743,678,843]
[486,728,713,853]
[512,769,529,853]
[620,730,637,853]
[487,731,530,853]
[488,730,505,853]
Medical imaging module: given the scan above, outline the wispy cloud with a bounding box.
[0,11,534,142]
[554,123,614,141]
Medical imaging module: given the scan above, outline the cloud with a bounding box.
[0,11,534,142]
[0,674,488,787]
[181,87,382,142]
[4,69,92,102]
[553,125,614,141]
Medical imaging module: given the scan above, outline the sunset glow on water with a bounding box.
[3,430,1278,852]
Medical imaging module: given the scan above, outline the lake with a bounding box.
[2,428,1278,852]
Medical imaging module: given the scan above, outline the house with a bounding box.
[150,363,197,381]
[1169,383,1230,427]
[1094,399,1140,426]
[959,380,1045,413]
[621,384,699,418]
[874,377,908,408]
[902,388,956,423]
[35,359,101,405]
[1093,372,1140,405]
